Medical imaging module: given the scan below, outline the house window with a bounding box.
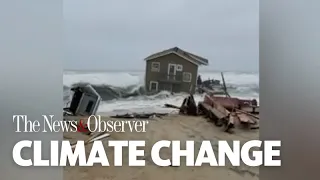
[151,62,160,72]
[183,72,192,82]
[149,81,158,91]
[176,64,183,71]
[85,101,94,113]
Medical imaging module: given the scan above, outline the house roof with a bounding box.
[144,47,209,66]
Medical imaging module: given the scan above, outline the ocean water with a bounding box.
[63,71,259,115]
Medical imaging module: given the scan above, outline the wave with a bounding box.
[63,71,259,113]
[64,83,145,101]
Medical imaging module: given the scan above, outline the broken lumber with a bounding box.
[236,113,257,124]
[224,113,235,133]
[240,105,259,114]
[164,103,181,109]
[202,94,239,132]
[199,97,232,128]
[221,72,231,98]
[235,109,259,119]
[204,95,230,116]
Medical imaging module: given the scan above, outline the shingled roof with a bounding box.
[144,47,209,66]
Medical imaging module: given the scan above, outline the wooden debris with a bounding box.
[250,126,259,130]
[199,102,223,126]
[208,96,260,115]
[235,109,259,119]
[190,72,259,133]
[199,96,259,132]
[164,104,181,109]
[225,113,236,133]
[110,112,168,119]
[240,106,259,114]
[221,72,231,98]
[200,76,260,115]
[202,95,234,131]
[179,94,198,116]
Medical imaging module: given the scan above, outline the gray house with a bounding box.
[66,84,101,116]
[144,47,209,94]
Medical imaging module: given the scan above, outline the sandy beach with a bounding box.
[63,114,259,180]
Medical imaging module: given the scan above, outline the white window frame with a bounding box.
[176,64,183,71]
[149,81,159,91]
[182,72,192,82]
[151,62,160,72]
[167,63,177,75]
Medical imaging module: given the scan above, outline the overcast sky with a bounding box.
[64,0,259,72]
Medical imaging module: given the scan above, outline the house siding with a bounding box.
[145,53,198,94]
[76,94,98,116]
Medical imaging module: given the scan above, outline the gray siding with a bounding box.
[145,53,198,94]
[76,94,98,116]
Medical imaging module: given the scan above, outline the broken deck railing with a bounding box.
[164,72,259,134]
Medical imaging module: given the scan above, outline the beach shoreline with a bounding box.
[64,114,259,180]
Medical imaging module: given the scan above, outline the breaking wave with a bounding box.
[63,71,259,114]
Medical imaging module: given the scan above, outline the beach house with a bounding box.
[144,47,209,94]
[65,84,102,116]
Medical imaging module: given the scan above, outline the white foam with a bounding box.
[63,71,143,87]
[96,93,259,115]
[63,71,259,87]
[200,72,259,86]
[63,71,259,114]
[97,93,206,115]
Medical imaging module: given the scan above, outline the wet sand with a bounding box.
[64,114,259,180]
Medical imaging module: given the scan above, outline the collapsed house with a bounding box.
[165,72,259,134]
[64,84,102,116]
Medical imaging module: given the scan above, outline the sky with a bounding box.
[64,0,259,72]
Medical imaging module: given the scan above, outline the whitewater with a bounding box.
[63,71,259,115]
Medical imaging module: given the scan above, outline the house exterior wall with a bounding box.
[76,94,98,116]
[145,53,198,94]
